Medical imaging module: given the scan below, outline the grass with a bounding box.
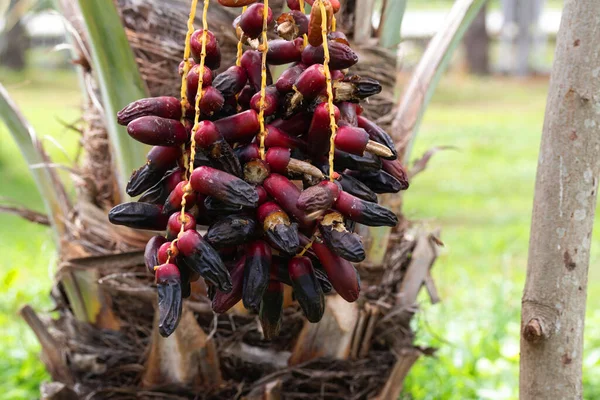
[2,66,600,399]
[406,0,564,11]
[402,75,600,399]
[0,67,81,399]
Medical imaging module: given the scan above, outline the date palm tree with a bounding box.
[1,0,486,398]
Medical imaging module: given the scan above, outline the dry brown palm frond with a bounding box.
[0,204,50,225]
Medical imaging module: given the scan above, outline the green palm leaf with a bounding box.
[0,84,70,242]
[75,0,150,198]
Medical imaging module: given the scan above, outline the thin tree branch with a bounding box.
[520,0,600,397]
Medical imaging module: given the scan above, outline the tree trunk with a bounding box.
[15,1,440,398]
[0,21,29,70]
[498,0,517,74]
[0,0,29,70]
[515,0,534,76]
[498,0,544,76]
[353,0,374,45]
[463,5,489,75]
[520,1,600,398]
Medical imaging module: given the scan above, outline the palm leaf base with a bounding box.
[24,2,439,399]
[26,223,438,400]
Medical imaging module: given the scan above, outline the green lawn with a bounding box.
[402,76,600,399]
[2,67,600,399]
[0,68,81,399]
[407,0,563,10]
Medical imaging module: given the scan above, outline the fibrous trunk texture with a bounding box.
[116,0,397,130]
[520,1,600,398]
[23,1,439,398]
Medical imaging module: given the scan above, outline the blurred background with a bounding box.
[2,0,600,399]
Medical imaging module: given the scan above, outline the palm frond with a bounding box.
[393,0,489,163]
[0,84,71,242]
[74,0,150,198]
[378,0,407,49]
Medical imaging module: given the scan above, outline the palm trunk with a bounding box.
[15,0,460,398]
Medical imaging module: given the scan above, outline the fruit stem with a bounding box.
[179,0,200,116]
[165,245,178,265]
[176,0,201,181]
[257,0,270,159]
[317,0,337,182]
[297,236,315,256]
[235,6,248,67]
[299,0,308,46]
[181,0,211,238]
[190,0,211,147]
[173,0,211,251]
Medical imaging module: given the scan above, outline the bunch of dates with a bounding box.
[109,0,408,338]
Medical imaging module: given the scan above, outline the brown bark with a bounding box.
[520,1,600,398]
[288,296,359,365]
[353,0,374,44]
[22,1,438,398]
[143,305,221,389]
[19,306,73,385]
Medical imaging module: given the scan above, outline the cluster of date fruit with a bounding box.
[108,0,408,338]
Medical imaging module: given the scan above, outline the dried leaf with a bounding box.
[409,146,458,179]
[0,204,50,226]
